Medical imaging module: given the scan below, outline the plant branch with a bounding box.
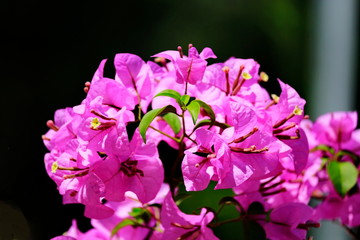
[149,126,180,143]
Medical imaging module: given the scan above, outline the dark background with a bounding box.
[1,1,358,239]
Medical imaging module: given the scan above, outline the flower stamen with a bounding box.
[171,222,196,230]
[273,106,302,128]
[42,135,51,141]
[177,46,184,58]
[276,129,300,140]
[259,71,269,82]
[46,120,59,131]
[222,66,230,95]
[260,180,285,192]
[265,94,279,110]
[231,65,245,95]
[230,145,269,153]
[63,169,89,179]
[272,123,296,134]
[84,81,91,93]
[154,57,168,71]
[261,187,287,197]
[120,159,144,177]
[229,127,259,144]
[90,117,116,130]
[90,109,117,121]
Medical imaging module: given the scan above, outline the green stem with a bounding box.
[135,92,142,120]
[215,204,225,217]
[179,109,187,143]
[149,126,180,143]
[184,134,197,145]
[170,109,187,196]
[208,216,243,228]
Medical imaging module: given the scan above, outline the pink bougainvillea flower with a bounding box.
[219,102,289,184]
[51,220,87,240]
[160,192,218,240]
[92,129,164,204]
[182,127,235,191]
[312,188,345,223]
[114,53,154,110]
[233,179,266,211]
[182,127,283,191]
[94,184,170,240]
[182,101,290,191]
[300,111,360,227]
[276,127,309,175]
[42,107,81,152]
[44,136,114,219]
[262,79,306,135]
[234,156,319,212]
[86,77,136,111]
[51,219,110,240]
[52,237,77,240]
[313,188,360,228]
[261,203,317,240]
[78,58,136,111]
[52,184,170,240]
[311,111,358,150]
[76,101,134,166]
[264,162,320,209]
[198,57,260,96]
[340,193,360,227]
[44,103,156,219]
[221,129,284,187]
[221,57,260,96]
[152,45,216,85]
[263,79,308,174]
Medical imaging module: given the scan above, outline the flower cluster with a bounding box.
[42,45,360,240]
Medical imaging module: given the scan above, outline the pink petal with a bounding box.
[84,204,115,219]
[199,47,217,60]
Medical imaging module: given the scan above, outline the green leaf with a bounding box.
[327,161,358,197]
[162,112,181,134]
[320,157,329,170]
[310,144,335,154]
[111,218,136,237]
[154,89,184,107]
[139,105,177,143]
[180,95,191,105]
[193,119,231,132]
[187,100,200,124]
[193,100,215,124]
[127,207,151,224]
[128,207,146,218]
[334,150,359,162]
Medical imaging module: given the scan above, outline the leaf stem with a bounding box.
[184,134,197,145]
[149,126,180,143]
[208,216,243,228]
